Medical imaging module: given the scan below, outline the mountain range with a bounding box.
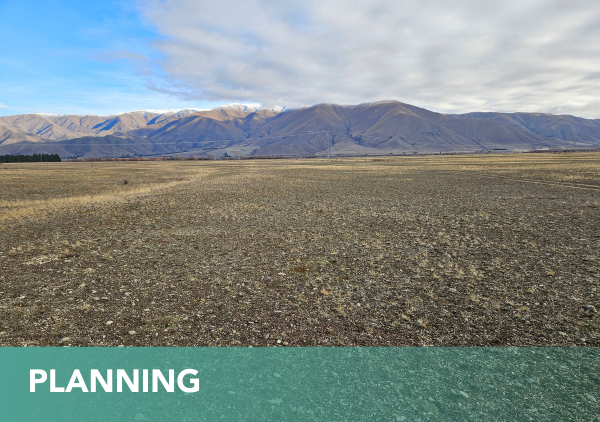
[1,101,599,158]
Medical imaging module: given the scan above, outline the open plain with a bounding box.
[0,153,599,346]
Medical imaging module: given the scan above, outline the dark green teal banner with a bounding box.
[1,348,598,421]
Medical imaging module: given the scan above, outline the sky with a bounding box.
[1,0,600,117]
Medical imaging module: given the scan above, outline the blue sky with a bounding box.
[0,0,220,116]
[1,1,599,118]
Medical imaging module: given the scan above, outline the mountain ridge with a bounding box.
[1,101,598,158]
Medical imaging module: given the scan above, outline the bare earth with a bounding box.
[1,153,599,346]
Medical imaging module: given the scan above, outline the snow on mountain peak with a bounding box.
[214,103,262,113]
[129,109,204,116]
[213,103,290,114]
[268,105,289,113]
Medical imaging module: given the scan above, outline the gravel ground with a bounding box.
[1,153,599,346]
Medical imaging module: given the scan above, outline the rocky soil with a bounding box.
[1,153,599,346]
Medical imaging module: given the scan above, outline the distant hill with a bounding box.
[0,109,202,142]
[446,111,600,145]
[0,101,598,158]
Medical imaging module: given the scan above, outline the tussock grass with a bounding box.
[0,162,217,222]
[1,179,188,222]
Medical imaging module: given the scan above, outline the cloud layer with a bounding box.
[137,0,600,117]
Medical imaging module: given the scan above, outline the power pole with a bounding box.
[329,126,334,159]
[322,125,335,159]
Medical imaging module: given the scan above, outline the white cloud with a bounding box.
[0,103,9,109]
[136,0,600,117]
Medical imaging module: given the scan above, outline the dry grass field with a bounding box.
[1,153,599,347]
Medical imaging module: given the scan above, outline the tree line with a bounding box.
[0,154,62,163]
